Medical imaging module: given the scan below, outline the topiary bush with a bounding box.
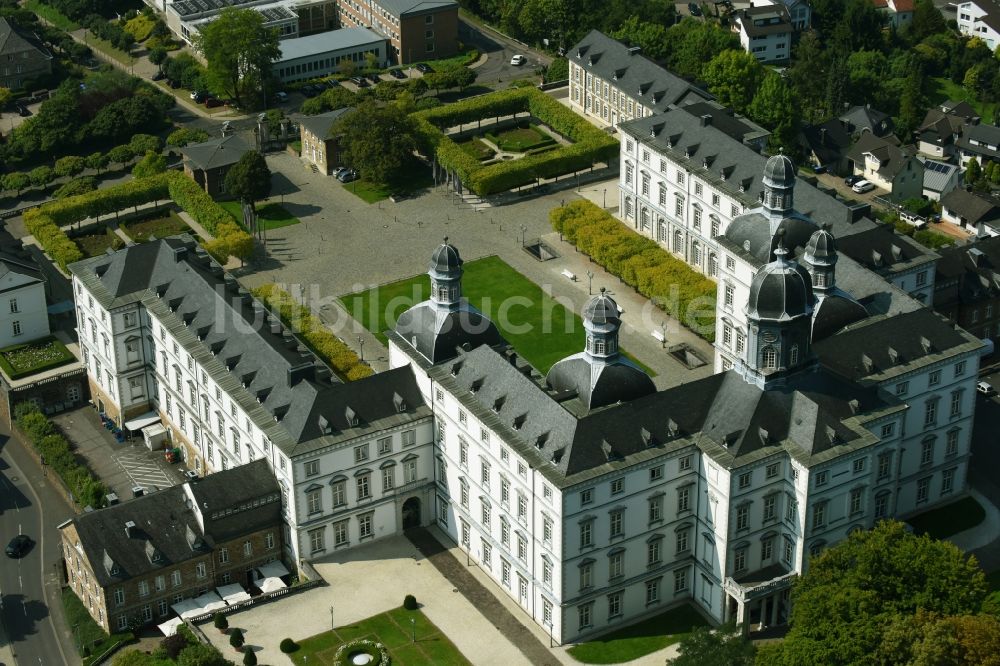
[279,638,298,653]
[403,594,418,610]
[213,612,228,632]
[229,628,244,651]
[242,650,257,666]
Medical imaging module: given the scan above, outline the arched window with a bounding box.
[815,272,827,288]
[789,344,799,366]
[585,334,594,354]
[711,216,720,238]
[762,346,777,369]
[594,338,606,355]
[692,241,702,265]
[657,219,668,242]
[673,230,683,253]
[641,208,651,230]
[708,253,718,277]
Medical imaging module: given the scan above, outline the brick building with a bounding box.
[334,0,459,64]
[298,108,349,174]
[934,235,1000,350]
[180,134,252,200]
[58,460,283,633]
[0,17,52,91]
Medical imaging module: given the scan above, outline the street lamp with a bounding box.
[330,605,334,630]
[411,617,415,643]
[520,224,527,247]
[603,188,607,209]
[587,270,594,295]
[358,335,365,362]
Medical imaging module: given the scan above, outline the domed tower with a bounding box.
[393,239,504,364]
[762,152,796,228]
[546,289,655,410]
[802,225,837,295]
[738,234,816,388]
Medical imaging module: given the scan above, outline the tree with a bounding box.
[212,612,228,632]
[176,642,229,666]
[610,15,671,61]
[0,87,11,109]
[167,128,210,147]
[2,172,30,195]
[86,151,110,174]
[54,155,86,178]
[242,650,257,666]
[149,46,168,72]
[910,0,947,42]
[787,31,830,124]
[445,66,477,91]
[701,50,765,115]
[229,628,244,651]
[29,165,54,188]
[762,521,989,665]
[748,72,800,154]
[545,56,569,83]
[194,8,280,109]
[333,101,419,185]
[108,144,135,169]
[663,19,738,80]
[966,156,982,184]
[669,622,755,666]
[132,150,167,178]
[224,151,271,210]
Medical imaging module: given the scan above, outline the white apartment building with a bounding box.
[567,30,711,129]
[958,0,1000,49]
[69,236,437,565]
[733,4,793,63]
[0,254,49,348]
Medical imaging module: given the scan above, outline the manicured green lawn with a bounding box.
[220,201,301,231]
[290,607,470,665]
[929,77,998,122]
[61,587,133,664]
[458,137,496,161]
[567,603,709,664]
[343,166,435,204]
[121,211,190,242]
[907,495,986,540]
[340,255,654,375]
[0,337,77,379]
[75,230,122,258]
[486,123,556,152]
[23,0,79,30]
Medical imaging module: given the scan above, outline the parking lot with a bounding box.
[114,449,178,494]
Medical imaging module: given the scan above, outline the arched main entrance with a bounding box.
[402,497,421,530]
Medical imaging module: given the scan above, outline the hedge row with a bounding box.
[23,171,253,269]
[252,284,373,382]
[550,200,717,342]
[14,403,108,509]
[415,87,618,195]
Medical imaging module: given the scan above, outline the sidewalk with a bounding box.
[949,488,1000,552]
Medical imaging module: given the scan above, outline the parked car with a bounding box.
[301,85,319,98]
[510,54,526,66]
[350,76,369,88]
[168,79,181,89]
[322,79,340,88]
[190,90,207,102]
[416,62,434,73]
[151,71,165,81]
[688,2,703,15]
[851,179,875,194]
[15,104,29,117]
[337,168,359,183]
[6,534,30,558]
[205,97,222,108]
[368,73,381,84]
[811,164,827,174]
[390,68,407,79]
[977,381,995,395]
[844,174,862,187]
[273,91,289,102]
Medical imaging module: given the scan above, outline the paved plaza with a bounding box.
[241,153,715,389]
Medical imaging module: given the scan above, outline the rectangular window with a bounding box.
[736,504,750,530]
[674,568,688,592]
[305,460,319,477]
[875,492,889,518]
[679,455,692,471]
[481,460,490,485]
[171,570,181,587]
[950,390,962,417]
[761,537,773,561]
[646,578,660,605]
[460,440,468,468]
[579,603,592,629]
[763,495,776,521]
[738,471,752,489]
[853,458,866,474]
[609,552,624,579]
[402,430,416,447]
[517,534,527,562]
[929,370,941,386]
[878,452,892,481]
[647,539,662,566]
[382,466,395,491]
[377,437,392,455]
[650,466,663,482]
[677,486,690,512]
[812,502,826,529]
[649,495,663,523]
[815,471,828,487]
[580,521,593,548]
[357,474,371,500]
[765,462,780,479]
[309,528,325,554]
[610,510,624,538]
[307,489,322,514]
[355,444,369,463]
[946,429,960,457]
[734,547,747,572]
[917,477,931,503]
[676,528,689,553]
[580,561,593,589]
[581,488,593,505]
[942,468,956,494]
[921,439,934,466]
[955,361,966,377]
[850,487,863,514]
[881,423,895,438]
[332,480,346,507]
[334,520,349,546]
[359,513,373,539]
[501,559,511,587]
[517,494,528,524]
[611,478,624,494]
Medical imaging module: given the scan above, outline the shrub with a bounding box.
[213,613,228,632]
[279,638,298,653]
[54,177,98,199]
[229,628,244,651]
[161,632,189,660]
[242,650,257,666]
[403,594,418,610]
[551,200,716,342]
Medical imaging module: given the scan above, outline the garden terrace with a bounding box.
[0,336,76,379]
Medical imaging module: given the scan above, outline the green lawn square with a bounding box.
[567,603,709,664]
[220,201,301,231]
[0,337,76,379]
[340,255,654,375]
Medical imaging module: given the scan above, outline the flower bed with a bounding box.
[0,336,76,379]
[333,639,390,666]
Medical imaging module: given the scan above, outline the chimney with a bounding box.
[700,114,712,127]
[124,520,137,538]
[286,361,315,386]
[627,45,641,56]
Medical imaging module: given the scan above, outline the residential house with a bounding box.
[679,101,771,152]
[274,27,386,83]
[776,0,812,29]
[298,108,350,174]
[333,0,459,64]
[934,236,1000,348]
[846,133,924,201]
[940,187,1000,234]
[916,101,979,161]
[957,0,1000,49]
[956,122,1000,167]
[733,4,793,63]
[871,0,915,28]
[0,247,49,348]
[0,17,52,90]
[836,224,939,303]
[919,157,961,202]
[180,134,252,199]
[69,237,437,565]
[567,30,711,129]
[58,460,284,633]
[800,119,853,173]
[839,105,897,140]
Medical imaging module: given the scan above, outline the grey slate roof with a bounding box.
[0,17,50,60]
[835,224,939,277]
[277,27,385,63]
[679,100,770,147]
[373,0,457,16]
[957,122,1000,161]
[839,105,895,138]
[919,157,959,194]
[297,108,350,140]
[941,188,1000,227]
[545,354,656,410]
[394,302,505,365]
[64,460,281,587]
[618,109,883,250]
[812,293,869,341]
[846,133,917,180]
[934,236,1000,309]
[181,134,252,171]
[571,30,712,113]
[801,119,852,165]
[814,309,982,382]
[735,4,793,36]
[68,237,429,456]
[0,252,43,282]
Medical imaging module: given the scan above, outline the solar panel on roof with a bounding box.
[926,161,951,174]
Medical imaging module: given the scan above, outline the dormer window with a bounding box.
[345,406,358,427]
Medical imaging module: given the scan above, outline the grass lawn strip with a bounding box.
[23,0,79,30]
[340,255,655,376]
[121,211,190,242]
[219,201,301,231]
[74,231,120,258]
[343,166,435,204]
[458,137,496,161]
[292,607,470,665]
[0,336,76,379]
[567,603,709,664]
[486,124,556,152]
[906,495,986,539]
[930,76,997,121]
[61,587,133,663]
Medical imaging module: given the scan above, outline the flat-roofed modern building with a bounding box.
[274,27,387,83]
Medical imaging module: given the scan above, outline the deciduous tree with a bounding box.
[194,8,280,109]
[610,15,671,61]
[223,151,272,210]
[1,172,29,195]
[701,49,764,115]
[333,101,419,185]
[54,155,86,178]
[131,150,167,178]
[669,622,755,666]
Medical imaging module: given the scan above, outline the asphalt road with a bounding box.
[0,433,76,666]
[969,367,1000,572]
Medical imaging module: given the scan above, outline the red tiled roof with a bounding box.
[892,0,915,12]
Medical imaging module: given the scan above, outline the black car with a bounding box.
[151,71,165,81]
[168,79,181,89]
[321,79,341,89]
[301,85,319,98]
[337,168,359,183]
[350,77,369,88]
[416,62,434,74]
[688,2,702,15]
[844,175,862,187]
[6,534,31,558]
[390,69,406,79]
[15,104,30,117]
[368,73,381,84]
